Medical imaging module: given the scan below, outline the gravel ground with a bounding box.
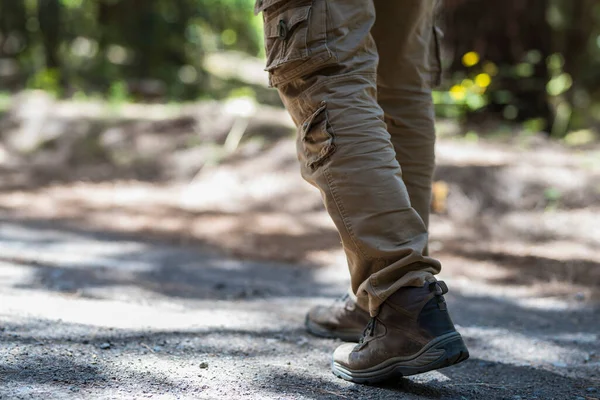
[0,221,598,400]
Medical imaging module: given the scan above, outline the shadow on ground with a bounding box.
[0,218,333,301]
[448,246,600,287]
[1,316,598,399]
[1,218,599,398]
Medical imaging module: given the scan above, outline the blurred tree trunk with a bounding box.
[558,0,597,116]
[97,1,111,55]
[133,0,157,78]
[38,0,62,70]
[170,0,192,66]
[0,0,28,57]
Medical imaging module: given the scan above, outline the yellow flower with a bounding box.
[462,51,480,67]
[475,73,492,88]
[449,85,466,101]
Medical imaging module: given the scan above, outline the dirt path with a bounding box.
[1,221,598,400]
[1,97,599,398]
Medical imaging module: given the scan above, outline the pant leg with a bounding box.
[372,0,441,234]
[255,0,441,315]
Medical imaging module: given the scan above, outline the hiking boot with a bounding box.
[305,293,371,342]
[331,281,469,383]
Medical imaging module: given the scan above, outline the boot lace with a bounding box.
[359,317,377,344]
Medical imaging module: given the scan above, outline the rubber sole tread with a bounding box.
[331,333,470,384]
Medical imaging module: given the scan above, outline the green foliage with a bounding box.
[523,118,546,133]
[563,129,598,146]
[228,86,257,100]
[0,91,11,111]
[442,0,600,137]
[2,0,599,141]
[108,80,129,105]
[0,0,263,100]
[27,68,62,96]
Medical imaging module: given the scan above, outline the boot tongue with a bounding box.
[383,281,450,316]
[386,284,432,316]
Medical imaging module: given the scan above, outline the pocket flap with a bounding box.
[301,102,327,134]
[264,5,312,38]
[254,0,286,15]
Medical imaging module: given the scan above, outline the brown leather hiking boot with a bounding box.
[305,293,371,342]
[331,281,469,383]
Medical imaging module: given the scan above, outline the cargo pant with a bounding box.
[255,0,443,316]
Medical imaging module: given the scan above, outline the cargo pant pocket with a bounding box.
[298,102,335,170]
[430,24,444,87]
[255,0,335,87]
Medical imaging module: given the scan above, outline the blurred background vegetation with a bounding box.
[0,0,264,101]
[0,0,599,138]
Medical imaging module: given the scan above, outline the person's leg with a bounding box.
[255,0,439,317]
[305,0,442,341]
[373,0,441,235]
[255,0,468,381]
[329,2,468,382]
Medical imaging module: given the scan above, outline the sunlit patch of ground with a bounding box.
[1,121,598,300]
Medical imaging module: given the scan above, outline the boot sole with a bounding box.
[331,332,469,384]
[305,316,362,343]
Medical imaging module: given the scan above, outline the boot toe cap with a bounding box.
[332,342,357,365]
[306,305,332,325]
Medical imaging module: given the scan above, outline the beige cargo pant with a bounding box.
[256,0,443,316]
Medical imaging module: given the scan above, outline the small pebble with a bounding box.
[199,362,209,369]
[99,342,111,350]
[587,387,598,393]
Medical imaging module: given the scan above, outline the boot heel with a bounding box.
[435,334,470,367]
[398,332,469,377]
